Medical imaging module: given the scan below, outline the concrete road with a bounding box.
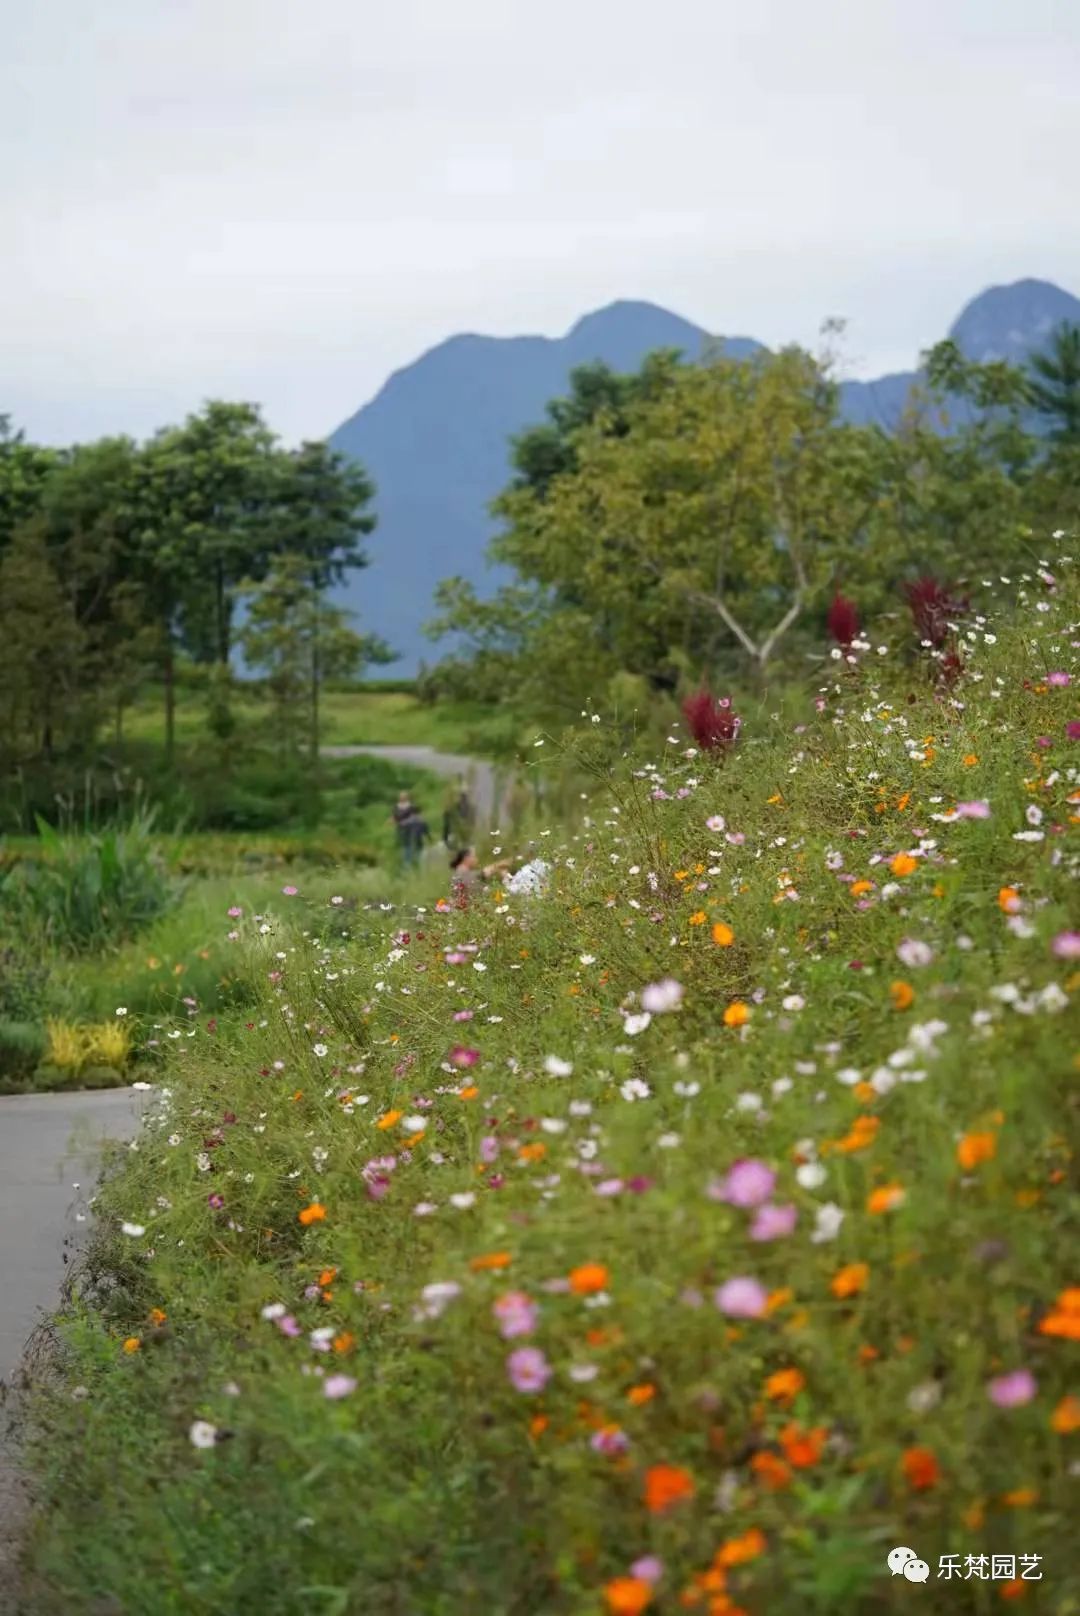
[0,1088,148,1387]
[321,744,503,826]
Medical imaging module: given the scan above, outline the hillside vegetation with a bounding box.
[18,559,1079,1615]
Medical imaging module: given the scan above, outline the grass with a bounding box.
[16,561,1080,1615]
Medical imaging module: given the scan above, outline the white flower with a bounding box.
[195,1152,212,1172]
[810,1202,845,1242]
[544,1055,573,1077]
[735,1091,763,1113]
[121,1221,145,1237]
[673,1080,700,1098]
[401,1116,427,1133]
[796,1162,827,1190]
[836,1067,861,1087]
[1026,804,1044,826]
[657,1132,680,1148]
[781,994,805,1012]
[449,1192,476,1210]
[906,1381,942,1415]
[641,978,684,1014]
[896,938,934,968]
[620,1078,651,1102]
[579,954,596,966]
[189,1420,218,1449]
[312,1043,328,1058]
[622,1012,652,1036]
[115,1007,128,1017]
[568,1100,592,1116]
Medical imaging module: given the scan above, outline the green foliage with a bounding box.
[1027,321,1080,442]
[0,812,175,953]
[17,567,1079,1614]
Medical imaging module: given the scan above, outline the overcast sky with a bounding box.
[4,0,1078,447]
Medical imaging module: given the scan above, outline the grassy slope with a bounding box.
[20,571,1080,1615]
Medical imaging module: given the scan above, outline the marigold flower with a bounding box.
[376,1109,403,1130]
[750,1451,792,1490]
[569,1262,610,1295]
[1050,1395,1080,1433]
[122,1337,141,1354]
[764,1368,805,1403]
[901,1445,940,1490]
[469,1250,512,1271]
[689,911,707,926]
[628,1383,656,1405]
[1036,1286,1080,1343]
[850,879,873,896]
[889,980,915,1010]
[867,1183,905,1215]
[711,921,734,946]
[723,1002,749,1028]
[957,1131,996,1170]
[998,886,1021,913]
[891,853,918,877]
[831,1262,869,1299]
[603,1577,653,1615]
[714,1527,767,1567]
[778,1423,826,1468]
[643,1463,695,1513]
[298,1203,326,1226]
[148,1308,167,1326]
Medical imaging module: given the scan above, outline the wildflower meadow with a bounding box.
[17,559,1080,1615]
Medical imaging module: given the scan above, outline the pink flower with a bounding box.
[896,938,934,968]
[479,1136,500,1163]
[714,1276,769,1318]
[632,1557,664,1586]
[987,1369,1037,1408]
[711,1158,776,1208]
[749,1202,798,1241]
[1047,671,1071,687]
[282,885,298,896]
[590,1426,630,1456]
[641,978,684,1014]
[276,1315,301,1337]
[1051,931,1080,959]
[706,815,726,832]
[227,906,243,918]
[452,1010,474,1023]
[955,800,991,820]
[507,1347,552,1393]
[493,1291,538,1340]
[1066,721,1080,741]
[450,1045,480,1068]
[323,1374,357,1400]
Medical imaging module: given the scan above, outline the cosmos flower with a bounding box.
[507,1347,552,1393]
[714,1276,769,1318]
[987,1369,1037,1408]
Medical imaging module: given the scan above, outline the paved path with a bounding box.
[0,1087,149,1595]
[321,744,504,826]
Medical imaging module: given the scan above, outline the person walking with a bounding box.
[400,805,430,870]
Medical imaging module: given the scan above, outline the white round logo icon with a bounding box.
[887,1546,919,1576]
[904,1560,931,1584]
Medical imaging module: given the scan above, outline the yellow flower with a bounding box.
[956,1131,996,1170]
[723,1002,749,1028]
[891,852,918,877]
[689,911,707,926]
[831,1262,869,1299]
[711,922,734,946]
[376,1109,403,1130]
[122,1336,141,1354]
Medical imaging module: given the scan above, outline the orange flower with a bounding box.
[778,1423,826,1468]
[529,1414,548,1437]
[469,1251,512,1271]
[889,980,915,1010]
[569,1262,610,1295]
[712,922,735,946]
[867,1183,906,1214]
[376,1109,402,1130]
[723,1002,749,1028]
[849,879,873,896]
[627,1383,656,1406]
[998,886,1021,913]
[1050,1394,1080,1433]
[1000,1488,1038,1509]
[715,1528,767,1568]
[956,1131,997,1170]
[831,1262,869,1299]
[689,911,707,926]
[891,852,918,876]
[298,1203,326,1226]
[1038,1287,1080,1340]
[833,1115,879,1154]
[901,1446,940,1491]
[764,1368,805,1403]
[518,1142,546,1162]
[332,1331,355,1354]
[604,1578,653,1615]
[148,1308,167,1326]
[122,1336,141,1354]
[750,1451,792,1491]
[1000,1580,1027,1601]
[458,1085,479,1100]
[318,1268,338,1287]
[963,753,978,766]
[643,1463,695,1513]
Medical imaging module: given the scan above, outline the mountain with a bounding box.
[329,279,1080,673]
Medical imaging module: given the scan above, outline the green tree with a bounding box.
[0,524,86,763]
[1027,323,1080,443]
[241,552,392,768]
[0,418,57,554]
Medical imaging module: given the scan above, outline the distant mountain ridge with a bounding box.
[329,277,1080,673]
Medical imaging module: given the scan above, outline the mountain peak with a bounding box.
[948,277,1080,362]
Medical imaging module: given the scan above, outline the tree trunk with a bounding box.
[164,635,176,765]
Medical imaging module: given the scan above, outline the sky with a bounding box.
[4,0,1079,448]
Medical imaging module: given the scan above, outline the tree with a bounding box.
[0,418,57,555]
[240,553,392,768]
[1027,323,1080,443]
[0,524,86,763]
